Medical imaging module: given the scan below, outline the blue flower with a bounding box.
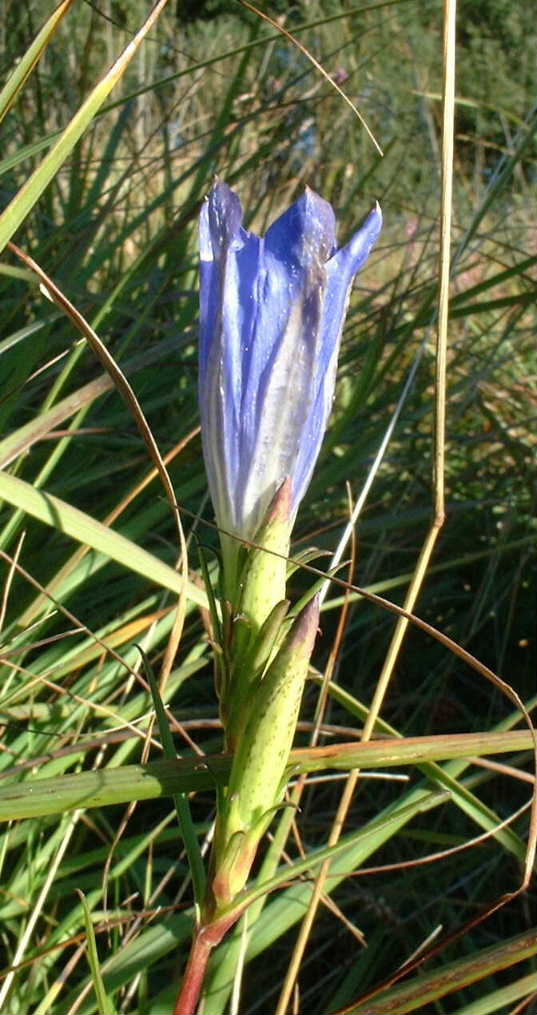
[199,181,382,544]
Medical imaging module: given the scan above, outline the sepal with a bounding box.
[225,597,290,748]
[237,478,291,632]
[211,597,320,907]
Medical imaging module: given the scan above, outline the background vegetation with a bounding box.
[0,0,535,1012]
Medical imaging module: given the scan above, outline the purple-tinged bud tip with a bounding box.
[259,477,292,531]
[287,594,320,657]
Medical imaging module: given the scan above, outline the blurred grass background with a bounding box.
[0,1,535,1012]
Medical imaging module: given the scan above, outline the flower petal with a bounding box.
[291,204,383,509]
[327,202,383,288]
[264,187,336,268]
[198,185,382,541]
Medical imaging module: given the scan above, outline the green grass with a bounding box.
[0,1,535,1013]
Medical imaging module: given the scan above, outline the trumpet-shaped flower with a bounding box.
[199,181,382,545]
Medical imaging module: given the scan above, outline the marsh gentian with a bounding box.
[199,182,382,552]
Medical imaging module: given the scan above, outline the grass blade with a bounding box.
[78,890,117,1015]
[0,730,530,822]
[0,471,206,608]
[0,0,172,255]
[346,929,537,1014]
[0,0,75,125]
[139,648,206,908]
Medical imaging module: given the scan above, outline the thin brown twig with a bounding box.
[239,0,383,155]
[7,241,189,693]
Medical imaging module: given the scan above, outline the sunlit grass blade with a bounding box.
[0,337,182,471]
[0,730,530,822]
[345,929,537,1014]
[451,970,537,1015]
[0,0,75,125]
[0,471,206,608]
[0,0,172,255]
[317,678,529,860]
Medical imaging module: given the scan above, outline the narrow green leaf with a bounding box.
[0,731,530,822]
[346,929,537,1014]
[319,678,528,860]
[0,470,207,608]
[78,890,117,1015]
[0,0,75,125]
[0,0,172,255]
[0,756,227,822]
[451,970,537,1015]
[140,648,206,907]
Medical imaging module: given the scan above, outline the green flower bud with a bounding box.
[237,478,291,633]
[211,596,319,907]
[222,480,292,747]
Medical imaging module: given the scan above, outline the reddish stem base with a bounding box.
[173,913,240,1015]
[173,931,212,1015]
